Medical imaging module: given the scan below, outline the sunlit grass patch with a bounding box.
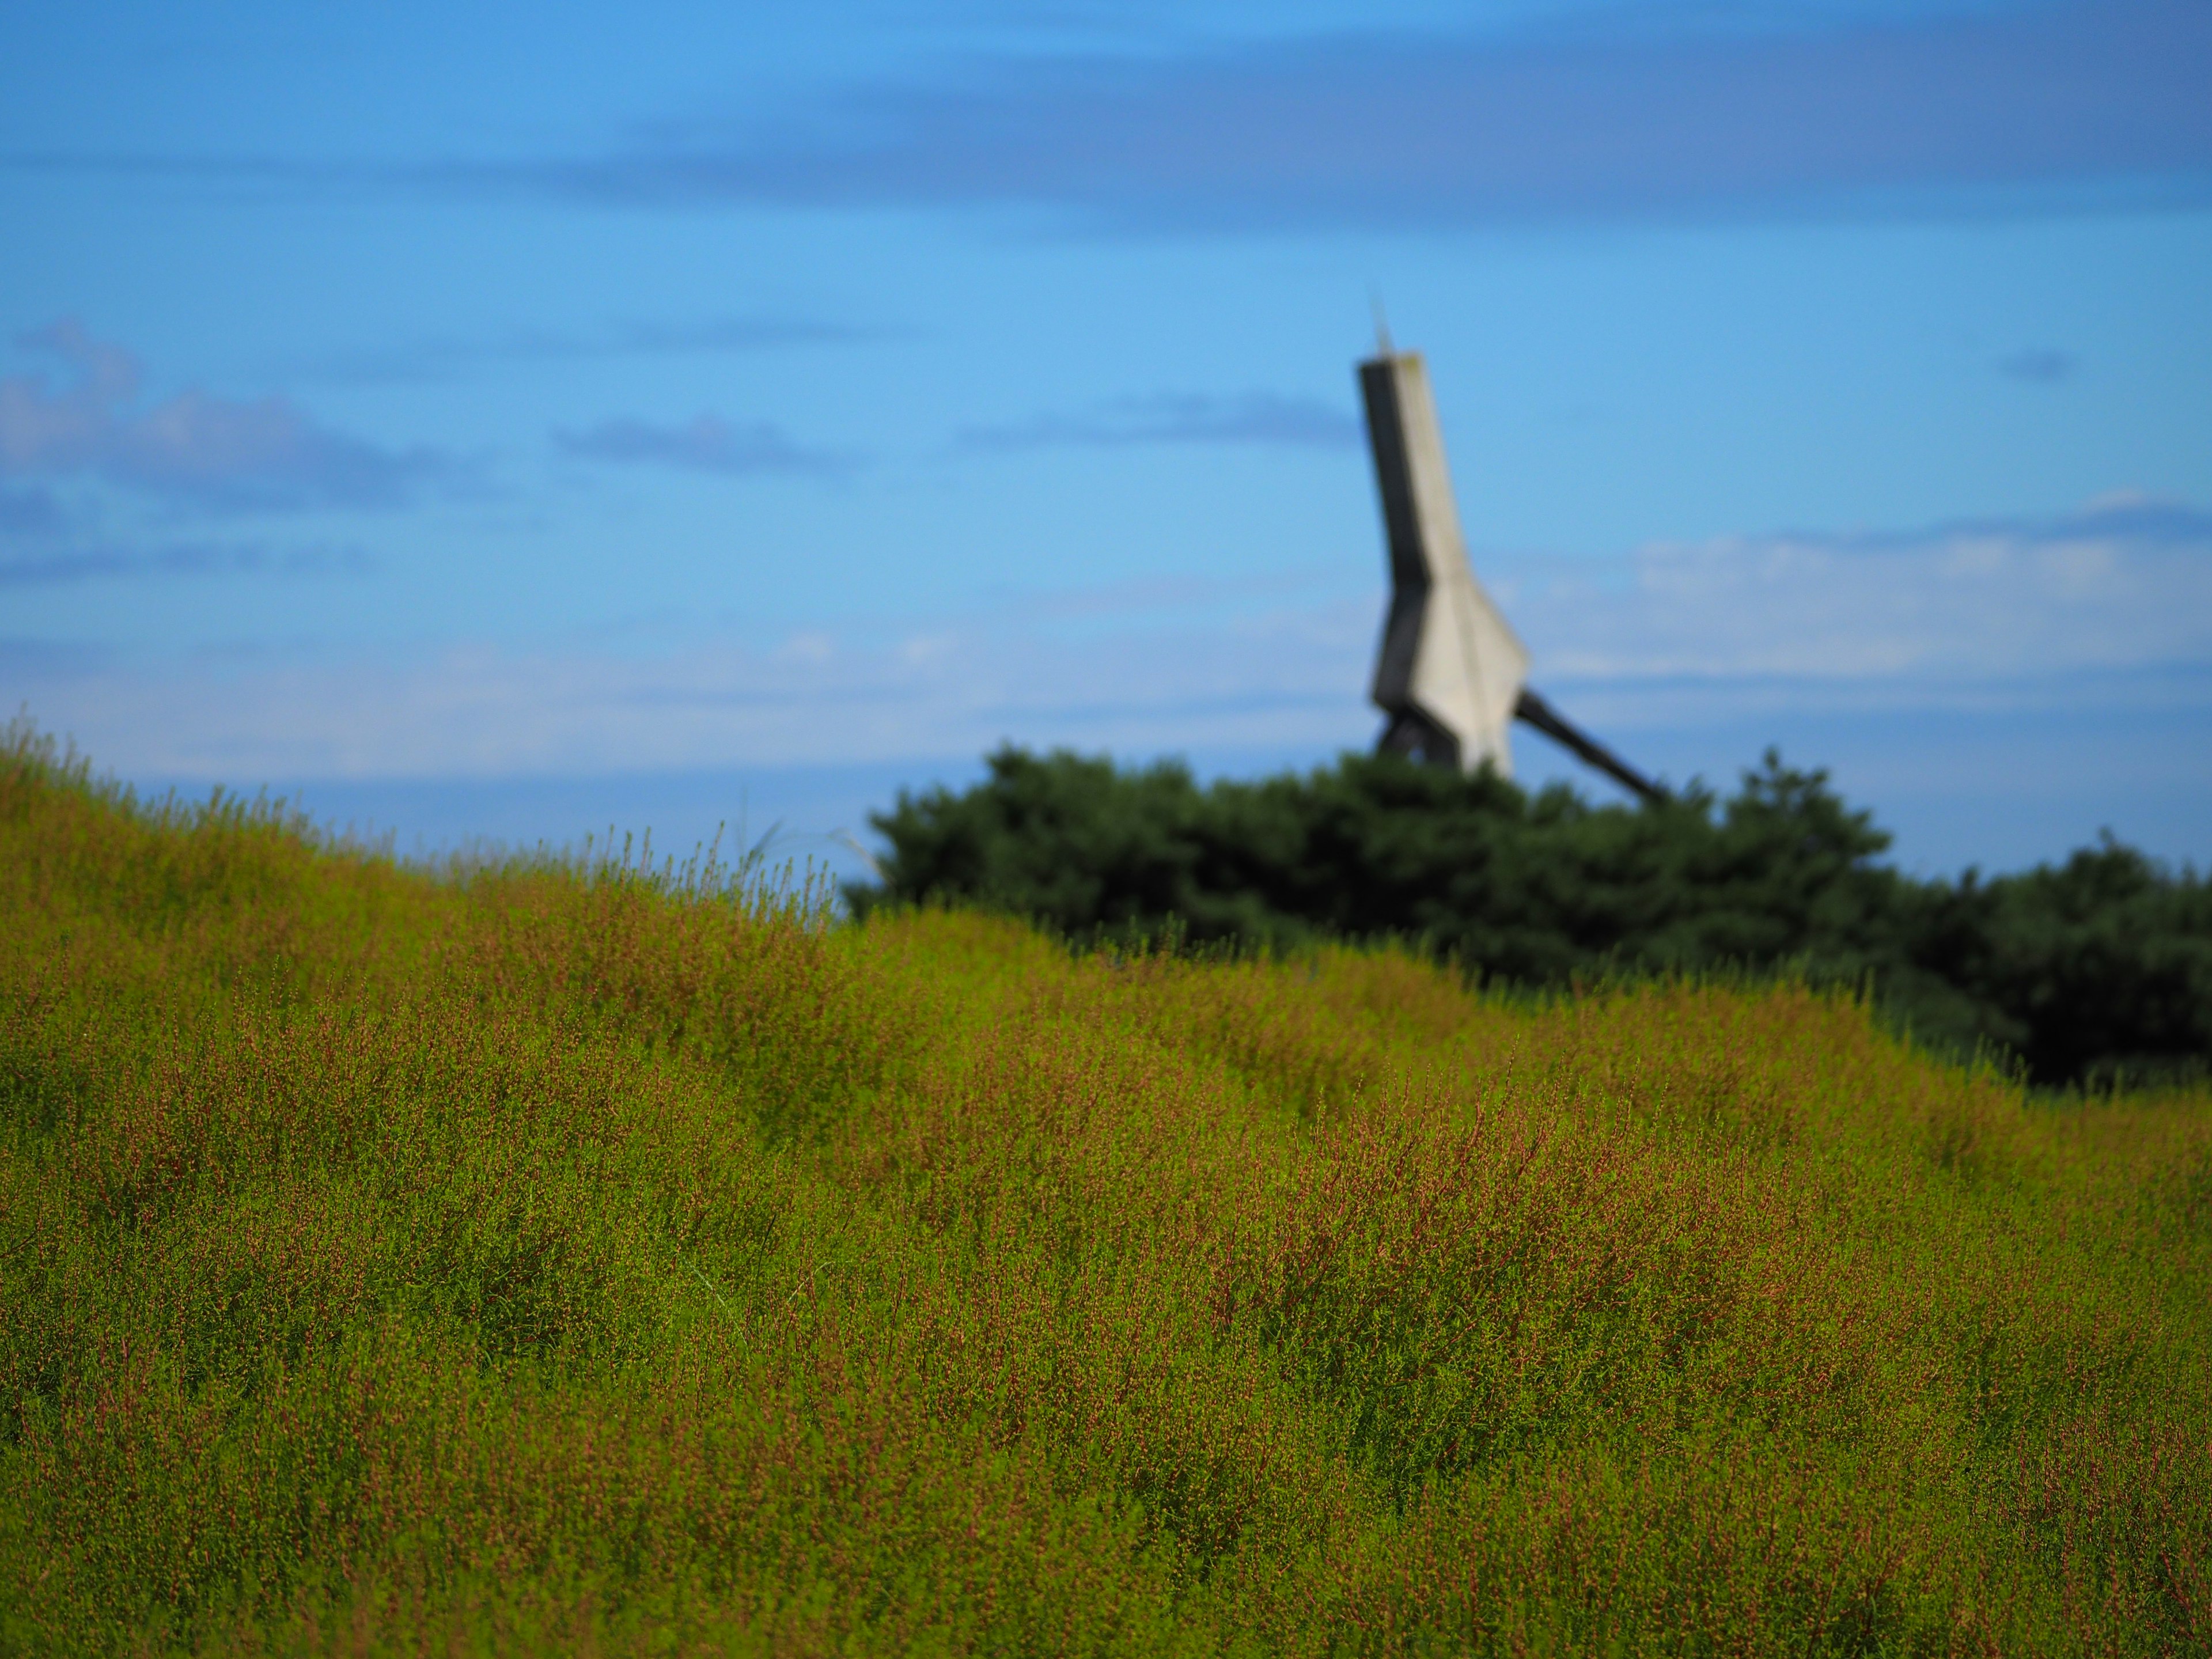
[2,724,2206,1654]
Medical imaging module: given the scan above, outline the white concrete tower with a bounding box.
[1359,346,1529,775]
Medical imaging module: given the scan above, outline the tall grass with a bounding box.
[2,725,2206,1654]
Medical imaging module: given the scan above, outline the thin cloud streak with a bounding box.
[294,316,893,385]
[555,414,861,478]
[0,541,374,587]
[957,392,1360,452]
[1996,347,2077,384]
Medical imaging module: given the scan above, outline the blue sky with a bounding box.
[3,0,2208,876]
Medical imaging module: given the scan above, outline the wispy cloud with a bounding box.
[1996,347,2077,384]
[1,320,467,512]
[555,414,859,478]
[957,392,1359,452]
[11,495,2207,781]
[0,484,66,536]
[0,540,374,587]
[296,316,891,385]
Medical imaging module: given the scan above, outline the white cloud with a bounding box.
[1508,497,2212,687]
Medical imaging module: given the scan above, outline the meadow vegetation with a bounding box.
[3,723,2209,1654]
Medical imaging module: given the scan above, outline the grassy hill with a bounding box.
[3,725,2208,1654]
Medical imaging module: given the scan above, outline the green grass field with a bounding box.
[3,726,2208,1655]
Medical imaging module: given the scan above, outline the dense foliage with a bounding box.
[5,726,2211,1653]
[855,745,2212,1089]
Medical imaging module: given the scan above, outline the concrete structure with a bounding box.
[1359,343,1662,802]
[1360,347,1529,774]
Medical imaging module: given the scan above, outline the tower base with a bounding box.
[1376,708,1461,770]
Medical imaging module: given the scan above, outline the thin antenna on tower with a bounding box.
[1370,289,1393,357]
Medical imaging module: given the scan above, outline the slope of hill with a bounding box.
[3,727,2207,1654]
